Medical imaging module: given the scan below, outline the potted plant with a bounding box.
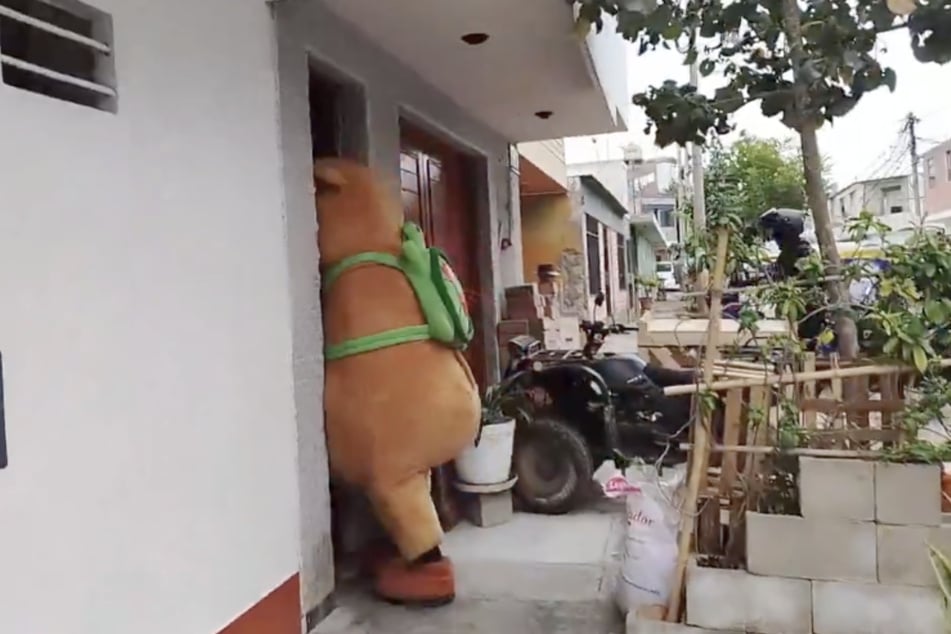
[454,380,522,485]
[637,276,659,312]
[929,544,951,629]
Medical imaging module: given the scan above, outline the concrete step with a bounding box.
[314,597,624,634]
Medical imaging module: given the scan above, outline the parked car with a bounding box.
[656,261,677,292]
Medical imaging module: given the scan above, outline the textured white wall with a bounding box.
[0,2,301,633]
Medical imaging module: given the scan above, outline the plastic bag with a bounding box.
[601,463,686,616]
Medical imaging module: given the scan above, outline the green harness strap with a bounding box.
[322,251,431,361]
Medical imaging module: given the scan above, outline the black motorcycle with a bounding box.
[498,295,722,515]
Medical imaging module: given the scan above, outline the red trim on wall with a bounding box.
[216,574,301,634]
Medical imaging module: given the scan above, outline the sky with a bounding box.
[565,30,951,189]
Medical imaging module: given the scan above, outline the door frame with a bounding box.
[398,116,497,386]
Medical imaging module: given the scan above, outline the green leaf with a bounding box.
[699,59,716,77]
[913,346,929,374]
[925,300,945,323]
[883,337,900,355]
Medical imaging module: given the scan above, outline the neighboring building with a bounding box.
[520,153,666,323]
[924,137,951,226]
[629,153,680,248]
[828,175,916,234]
[0,1,629,633]
[519,165,632,321]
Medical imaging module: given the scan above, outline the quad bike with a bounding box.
[497,294,724,515]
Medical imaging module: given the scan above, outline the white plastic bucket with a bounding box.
[455,418,516,485]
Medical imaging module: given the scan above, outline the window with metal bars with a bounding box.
[0,0,116,111]
[616,233,627,286]
[585,215,601,296]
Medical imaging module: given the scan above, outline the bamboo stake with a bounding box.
[666,228,730,622]
[678,443,884,459]
[713,359,773,371]
[662,358,951,396]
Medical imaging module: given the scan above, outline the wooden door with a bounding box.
[399,128,485,388]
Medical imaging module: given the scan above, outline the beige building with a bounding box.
[924,138,951,227]
[828,175,916,235]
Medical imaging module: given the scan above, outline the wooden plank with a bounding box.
[806,428,904,445]
[637,317,790,348]
[802,353,817,429]
[849,375,872,446]
[696,495,721,555]
[649,346,684,370]
[743,386,770,496]
[799,399,906,414]
[717,388,744,500]
[830,367,844,449]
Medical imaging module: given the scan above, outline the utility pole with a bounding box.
[905,112,924,223]
[688,61,707,232]
[687,44,709,313]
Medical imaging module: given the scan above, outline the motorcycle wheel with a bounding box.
[513,417,593,515]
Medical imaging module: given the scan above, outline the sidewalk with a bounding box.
[318,501,627,634]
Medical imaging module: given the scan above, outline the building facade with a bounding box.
[828,175,917,234]
[923,137,951,226]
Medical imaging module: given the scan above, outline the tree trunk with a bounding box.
[781,0,859,361]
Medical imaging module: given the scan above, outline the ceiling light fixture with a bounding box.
[461,33,490,45]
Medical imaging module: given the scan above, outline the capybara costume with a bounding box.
[314,158,481,605]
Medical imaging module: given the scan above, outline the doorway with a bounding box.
[309,67,367,162]
[307,65,378,606]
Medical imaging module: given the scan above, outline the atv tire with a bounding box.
[513,417,594,515]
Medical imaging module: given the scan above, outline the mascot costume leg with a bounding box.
[314,158,481,605]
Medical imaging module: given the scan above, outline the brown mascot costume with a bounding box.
[314,158,481,605]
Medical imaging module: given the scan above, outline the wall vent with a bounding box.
[0,0,116,111]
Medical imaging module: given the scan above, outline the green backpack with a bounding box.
[321,222,475,361]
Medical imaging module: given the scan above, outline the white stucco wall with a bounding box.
[0,2,301,634]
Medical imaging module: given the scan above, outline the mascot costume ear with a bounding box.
[314,158,480,607]
[314,164,347,190]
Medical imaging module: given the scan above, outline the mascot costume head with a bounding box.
[314,158,481,605]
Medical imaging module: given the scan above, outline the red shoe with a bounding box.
[374,556,456,607]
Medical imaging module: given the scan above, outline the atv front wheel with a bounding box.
[513,417,594,515]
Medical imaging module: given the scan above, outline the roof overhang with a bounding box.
[631,214,670,249]
[519,140,568,196]
[579,174,628,218]
[320,0,628,142]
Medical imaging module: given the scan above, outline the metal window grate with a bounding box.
[0,0,116,111]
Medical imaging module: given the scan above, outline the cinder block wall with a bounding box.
[677,458,948,634]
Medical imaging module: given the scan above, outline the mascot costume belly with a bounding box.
[314,158,481,606]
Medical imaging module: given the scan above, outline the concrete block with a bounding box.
[799,457,875,521]
[627,615,740,634]
[685,563,812,634]
[875,461,941,526]
[877,523,951,586]
[813,580,945,634]
[466,490,513,528]
[746,512,877,582]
